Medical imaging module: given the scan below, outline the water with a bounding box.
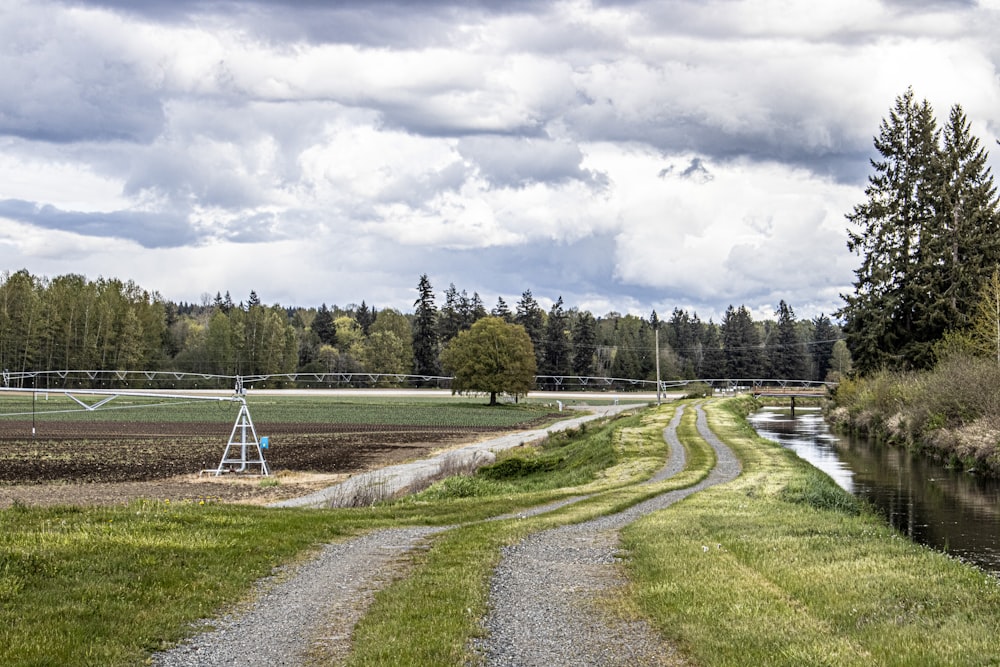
[747,406,1000,575]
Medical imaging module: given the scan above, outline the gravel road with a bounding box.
[473,404,742,666]
[150,402,739,666]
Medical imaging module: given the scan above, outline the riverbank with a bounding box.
[826,354,1000,477]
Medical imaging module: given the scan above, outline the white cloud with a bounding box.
[1,0,999,321]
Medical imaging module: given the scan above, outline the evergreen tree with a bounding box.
[668,308,701,378]
[515,289,545,367]
[541,296,573,384]
[810,314,837,381]
[767,300,808,379]
[700,320,726,379]
[469,291,488,324]
[925,105,1000,335]
[355,301,376,335]
[491,296,513,322]
[571,311,597,377]
[840,89,1000,372]
[721,305,764,378]
[412,274,440,377]
[438,283,464,343]
[312,303,337,346]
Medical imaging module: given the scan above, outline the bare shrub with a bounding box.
[324,472,395,508]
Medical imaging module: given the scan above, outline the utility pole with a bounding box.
[655,328,662,405]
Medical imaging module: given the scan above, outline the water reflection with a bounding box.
[748,406,1000,574]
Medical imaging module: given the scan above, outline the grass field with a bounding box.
[0,391,567,426]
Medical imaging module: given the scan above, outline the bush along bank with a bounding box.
[826,353,1000,476]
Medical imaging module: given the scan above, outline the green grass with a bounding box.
[621,398,1000,666]
[0,393,558,428]
[5,398,1000,665]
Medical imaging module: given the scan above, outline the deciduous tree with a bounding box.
[440,317,536,405]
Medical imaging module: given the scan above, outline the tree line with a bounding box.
[0,268,846,388]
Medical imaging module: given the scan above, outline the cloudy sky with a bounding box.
[2,0,999,321]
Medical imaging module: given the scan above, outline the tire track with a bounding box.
[475,403,741,666]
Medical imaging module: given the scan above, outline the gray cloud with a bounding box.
[0,199,195,248]
[457,136,608,189]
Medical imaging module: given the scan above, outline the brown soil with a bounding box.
[0,419,535,508]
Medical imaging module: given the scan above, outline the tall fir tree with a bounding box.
[515,289,546,368]
[925,104,1000,334]
[491,296,513,322]
[767,300,808,379]
[571,311,597,377]
[541,296,573,383]
[810,314,838,382]
[411,274,440,377]
[312,303,337,346]
[840,89,1000,372]
[721,305,764,378]
[437,284,464,343]
[840,88,940,372]
[700,320,726,379]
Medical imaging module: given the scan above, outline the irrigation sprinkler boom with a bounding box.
[0,379,271,477]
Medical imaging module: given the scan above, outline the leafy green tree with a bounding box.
[969,268,1000,366]
[828,340,853,380]
[0,270,41,377]
[411,274,440,377]
[363,308,413,375]
[440,317,536,405]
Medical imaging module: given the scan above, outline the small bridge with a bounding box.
[747,382,831,413]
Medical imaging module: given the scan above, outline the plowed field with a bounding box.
[0,418,552,508]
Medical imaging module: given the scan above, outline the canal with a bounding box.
[747,406,1000,575]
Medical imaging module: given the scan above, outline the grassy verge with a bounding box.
[622,398,1000,666]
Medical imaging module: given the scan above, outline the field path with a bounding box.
[473,403,742,666]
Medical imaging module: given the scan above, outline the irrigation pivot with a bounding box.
[213,378,270,476]
[0,376,271,477]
